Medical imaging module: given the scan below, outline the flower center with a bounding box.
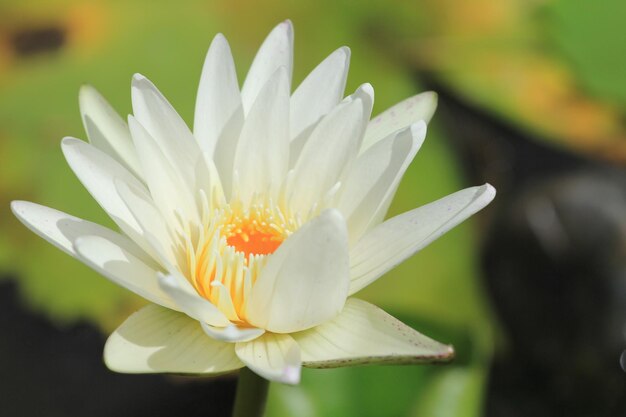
[223,218,284,258]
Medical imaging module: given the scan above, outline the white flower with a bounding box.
[11,21,495,385]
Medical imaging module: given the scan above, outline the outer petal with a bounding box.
[233,67,290,203]
[158,273,230,327]
[74,235,177,310]
[61,137,151,250]
[290,46,350,139]
[246,209,350,333]
[79,85,143,179]
[241,20,293,114]
[105,304,243,374]
[201,323,265,343]
[235,333,301,384]
[294,298,454,368]
[349,184,496,294]
[338,122,426,242]
[361,91,437,152]
[194,34,242,155]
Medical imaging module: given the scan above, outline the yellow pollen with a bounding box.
[224,217,284,258]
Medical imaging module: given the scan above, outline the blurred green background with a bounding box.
[1,0,625,416]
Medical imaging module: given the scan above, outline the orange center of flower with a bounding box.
[225,220,284,258]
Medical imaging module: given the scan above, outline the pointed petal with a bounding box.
[131,74,200,185]
[361,91,437,152]
[339,122,426,242]
[61,137,148,244]
[246,209,350,333]
[349,184,496,294]
[79,85,143,179]
[294,298,454,367]
[105,304,243,374]
[235,333,301,384]
[128,116,199,225]
[290,46,350,139]
[233,67,290,203]
[194,34,242,155]
[201,322,265,343]
[73,235,177,309]
[158,273,230,327]
[241,20,294,114]
[288,88,367,214]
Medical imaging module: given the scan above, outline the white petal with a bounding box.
[290,46,350,139]
[128,116,199,226]
[105,304,242,374]
[361,91,437,152]
[194,34,242,156]
[201,322,265,343]
[73,235,177,309]
[158,273,230,327]
[131,74,200,185]
[294,298,454,367]
[288,91,365,215]
[246,209,350,333]
[233,67,290,203]
[79,85,143,179]
[338,122,426,242]
[61,137,148,244]
[235,333,301,384]
[349,184,496,294]
[11,201,150,264]
[241,20,293,114]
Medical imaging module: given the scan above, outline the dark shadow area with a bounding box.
[0,280,236,417]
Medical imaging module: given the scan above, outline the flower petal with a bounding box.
[233,67,290,203]
[294,298,454,367]
[241,20,293,114]
[339,122,426,242]
[290,46,350,139]
[235,333,301,384]
[158,273,230,327]
[194,33,242,156]
[201,322,265,343]
[73,235,177,309]
[104,304,243,374]
[61,137,148,245]
[349,184,496,294]
[131,74,200,185]
[246,209,350,333]
[361,91,437,152]
[288,86,368,215]
[79,85,143,179]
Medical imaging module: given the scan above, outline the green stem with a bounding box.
[231,368,270,417]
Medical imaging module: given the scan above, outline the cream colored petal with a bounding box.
[361,91,437,152]
[235,333,301,384]
[105,304,243,374]
[339,122,426,242]
[233,67,290,203]
[128,116,199,226]
[349,184,496,294]
[241,20,293,114]
[294,298,453,368]
[290,46,350,139]
[74,235,177,310]
[157,273,230,327]
[246,209,350,334]
[201,322,265,343]
[131,74,200,186]
[288,90,365,215]
[79,85,143,179]
[194,34,242,156]
[61,137,149,246]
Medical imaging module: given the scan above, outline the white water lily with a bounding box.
[11,21,495,385]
